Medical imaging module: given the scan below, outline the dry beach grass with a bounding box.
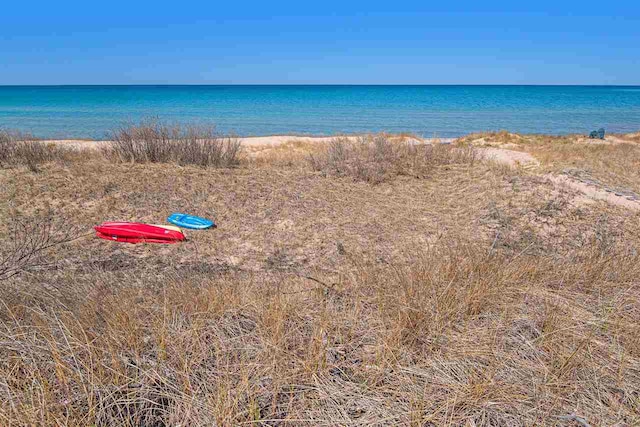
[1,126,640,425]
[0,130,77,173]
[460,131,640,194]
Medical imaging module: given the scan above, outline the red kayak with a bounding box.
[94,222,185,244]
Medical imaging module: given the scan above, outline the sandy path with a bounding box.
[478,146,640,211]
[45,139,110,150]
[548,175,640,211]
[478,147,539,168]
[240,135,346,146]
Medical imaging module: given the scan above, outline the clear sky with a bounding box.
[1,0,639,85]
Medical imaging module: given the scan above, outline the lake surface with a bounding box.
[0,85,639,139]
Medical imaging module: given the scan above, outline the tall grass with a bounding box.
[1,239,638,425]
[309,135,476,183]
[105,121,241,167]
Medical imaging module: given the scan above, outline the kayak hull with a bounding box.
[95,231,181,244]
[94,222,186,243]
[167,213,215,229]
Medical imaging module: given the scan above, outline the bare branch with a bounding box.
[0,215,87,281]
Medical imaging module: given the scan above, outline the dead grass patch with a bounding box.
[0,213,83,281]
[1,238,639,425]
[246,139,320,168]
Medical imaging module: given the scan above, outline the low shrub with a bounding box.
[0,130,17,165]
[0,130,69,172]
[0,214,82,282]
[105,121,241,168]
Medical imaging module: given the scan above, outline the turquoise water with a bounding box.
[0,85,639,139]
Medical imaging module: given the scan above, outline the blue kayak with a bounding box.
[167,213,215,229]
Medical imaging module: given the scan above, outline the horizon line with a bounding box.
[1,83,640,87]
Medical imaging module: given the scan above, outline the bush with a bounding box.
[105,121,241,168]
[308,135,477,184]
[0,130,68,172]
[0,130,14,164]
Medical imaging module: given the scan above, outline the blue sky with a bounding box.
[1,1,639,85]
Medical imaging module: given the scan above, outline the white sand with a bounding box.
[478,147,539,168]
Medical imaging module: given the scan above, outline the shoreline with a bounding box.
[39,130,640,150]
[42,135,457,149]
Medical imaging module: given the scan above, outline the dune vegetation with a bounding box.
[1,124,640,426]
